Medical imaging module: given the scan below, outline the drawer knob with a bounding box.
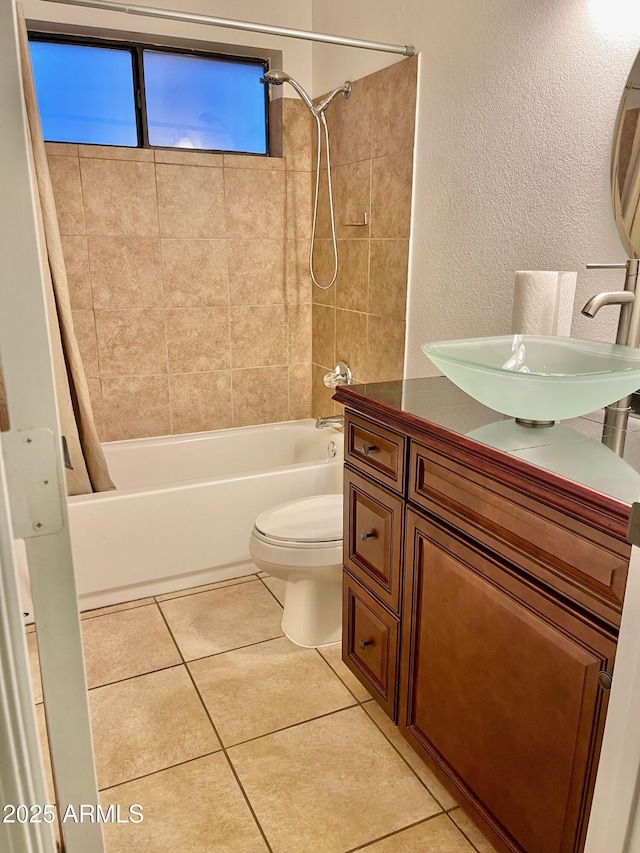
[360,530,376,541]
[598,671,613,691]
[362,443,377,456]
[359,639,373,649]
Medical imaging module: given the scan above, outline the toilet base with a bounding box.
[281,575,342,648]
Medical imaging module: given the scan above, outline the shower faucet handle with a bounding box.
[323,361,353,388]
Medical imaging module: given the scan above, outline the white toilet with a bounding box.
[248,493,344,648]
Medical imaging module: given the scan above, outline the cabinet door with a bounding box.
[399,509,615,853]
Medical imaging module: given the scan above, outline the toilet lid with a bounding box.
[254,494,343,543]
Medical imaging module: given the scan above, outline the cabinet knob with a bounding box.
[598,671,613,691]
[360,530,376,541]
[362,443,377,456]
[359,639,373,649]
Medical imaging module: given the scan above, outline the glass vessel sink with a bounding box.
[421,335,640,422]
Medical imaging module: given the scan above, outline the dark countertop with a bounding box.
[336,376,640,508]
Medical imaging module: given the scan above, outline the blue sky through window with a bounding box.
[143,51,267,153]
[29,40,138,147]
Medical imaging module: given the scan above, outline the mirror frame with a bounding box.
[611,51,640,259]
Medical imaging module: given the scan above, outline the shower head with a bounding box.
[262,68,318,117]
[262,69,292,85]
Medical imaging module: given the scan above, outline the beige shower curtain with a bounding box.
[0,8,114,494]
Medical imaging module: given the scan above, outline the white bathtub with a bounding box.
[67,419,344,611]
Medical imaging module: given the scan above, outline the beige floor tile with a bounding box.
[159,580,283,660]
[155,574,256,602]
[449,809,499,853]
[260,574,287,605]
[228,705,441,853]
[189,636,355,746]
[89,666,220,789]
[27,632,42,704]
[81,605,181,688]
[80,597,155,620]
[100,753,268,853]
[364,701,459,811]
[318,641,372,702]
[360,814,475,851]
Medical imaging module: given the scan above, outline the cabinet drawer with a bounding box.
[345,412,406,494]
[344,468,404,613]
[343,572,399,721]
[409,440,630,623]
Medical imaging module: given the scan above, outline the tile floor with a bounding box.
[27,573,497,853]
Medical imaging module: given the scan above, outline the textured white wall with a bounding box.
[23,0,314,91]
[312,0,640,377]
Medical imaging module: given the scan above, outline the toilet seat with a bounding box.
[254,494,343,545]
[252,530,340,550]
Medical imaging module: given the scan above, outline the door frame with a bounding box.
[0,2,104,850]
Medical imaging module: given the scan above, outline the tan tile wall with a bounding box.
[311,56,417,417]
[47,99,313,441]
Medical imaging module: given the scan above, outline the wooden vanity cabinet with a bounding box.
[336,393,631,853]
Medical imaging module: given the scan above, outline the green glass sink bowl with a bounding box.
[421,335,640,421]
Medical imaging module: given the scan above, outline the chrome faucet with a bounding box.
[581,259,640,453]
[315,413,344,429]
[581,260,640,345]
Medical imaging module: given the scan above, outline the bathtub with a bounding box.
[67,419,344,611]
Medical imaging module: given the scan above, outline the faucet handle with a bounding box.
[323,361,353,388]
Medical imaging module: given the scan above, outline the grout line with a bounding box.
[154,601,275,853]
[360,702,450,813]
[153,158,173,435]
[79,599,154,621]
[257,576,285,608]
[153,574,260,603]
[343,812,449,853]
[97,748,222,793]
[217,702,360,752]
[447,809,488,853]
[86,661,183,693]
[220,163,235,428]
[313,648,367,706]
[170,634,285,665]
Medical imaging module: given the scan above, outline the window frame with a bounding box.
[28,31,271,156]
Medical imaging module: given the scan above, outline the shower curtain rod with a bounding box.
[37,0,416,56]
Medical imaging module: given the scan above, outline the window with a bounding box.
[29,40,138,147]
[28,35,269,155]
[143,50,267,153]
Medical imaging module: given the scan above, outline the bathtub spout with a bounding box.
[315,413,344,429]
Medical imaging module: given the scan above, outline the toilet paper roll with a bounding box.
[511,271,577,336]
[554,271,577,336]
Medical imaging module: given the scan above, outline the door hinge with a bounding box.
[2,428,65,539]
